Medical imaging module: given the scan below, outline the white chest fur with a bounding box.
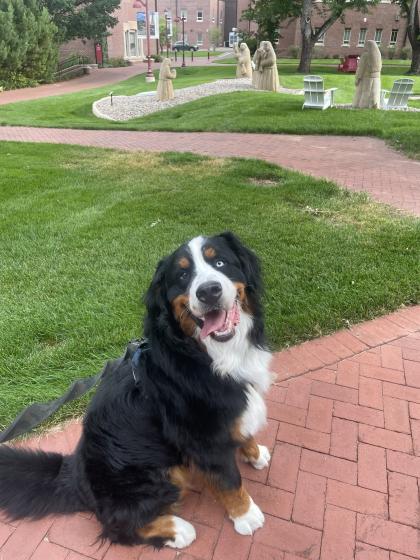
[202,310,273,439]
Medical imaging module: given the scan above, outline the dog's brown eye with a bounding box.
[215,260,224,268]
[179,271,189,280]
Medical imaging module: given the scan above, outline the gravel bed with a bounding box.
[93,78,303,122]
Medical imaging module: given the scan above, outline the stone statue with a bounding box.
[156,58,176,101]
[352,40,382,109]
[252,46,263,89]
[255,41,280,92]
[233,42,252,79]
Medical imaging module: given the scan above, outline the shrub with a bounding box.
[0,0,58,89]
[400,46,412,60]
[151,54,163,62]
[312,46,325,59]
[388,46,396,60]
[106,57,129,67]
[288,45,300,58]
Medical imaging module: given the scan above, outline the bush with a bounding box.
[400,46,412,60]
[0,0,58,89]
[151,54,163,62]
[105,57,129,67]
[288,45,300,58]
[312,46,325,59]
[388,46,396,60]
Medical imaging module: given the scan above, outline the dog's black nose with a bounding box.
[196,281,223,305]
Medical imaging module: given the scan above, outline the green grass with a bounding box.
[218,57,413,68]
[0,141,419,429]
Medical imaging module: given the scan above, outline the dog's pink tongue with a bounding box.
[200,309,227,339]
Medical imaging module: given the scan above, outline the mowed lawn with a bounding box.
[1,66,419,159]
[0,141,419,429]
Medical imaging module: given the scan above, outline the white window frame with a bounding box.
[342,28,351,46]
[374,28,383,45]
[358,28,367,47]
[389,29,398,46]
[196,10,203,22]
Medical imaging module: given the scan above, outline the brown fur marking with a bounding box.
[138,515,176,540]
[210,484,251,518]
[204,246,216,259]
[234,281,251,314]
[171,294,197,337]
[169,465,192,500]
[240,437,260,462]
[178,257,190,269]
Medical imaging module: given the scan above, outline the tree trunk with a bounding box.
[408,43,420,74]
[298,0,314,73]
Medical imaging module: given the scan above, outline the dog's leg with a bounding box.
[139,514,196,549]
[203,456,264,536]
[239,436,271,470]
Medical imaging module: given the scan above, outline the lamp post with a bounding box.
[133,0,155,82]
[181,15,186,68]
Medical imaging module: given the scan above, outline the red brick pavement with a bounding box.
[0,58,212,105]
[0,127,419,216]
[1,305,420,560]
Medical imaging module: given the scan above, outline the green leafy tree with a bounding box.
[40,0,120,42]
[0,0,58,88]
[242,0,379,73]
[393,0,420,74]
[209,26,222,50]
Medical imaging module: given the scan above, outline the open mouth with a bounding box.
[199,301,240,342]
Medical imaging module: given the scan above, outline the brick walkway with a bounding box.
[0,58,212,105]
[1,305,420,559]
[0,127,419,216]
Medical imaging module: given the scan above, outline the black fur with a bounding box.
[0,232,265,548]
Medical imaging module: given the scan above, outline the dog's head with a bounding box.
[145,232,264,348]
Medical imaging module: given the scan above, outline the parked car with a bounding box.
[172,41,198,52]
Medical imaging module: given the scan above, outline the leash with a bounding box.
[0,339,149,444]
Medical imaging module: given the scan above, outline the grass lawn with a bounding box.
[0,141,419,429]
[1,66,419,159]
[218,57,413,68]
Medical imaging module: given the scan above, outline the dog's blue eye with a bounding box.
[215,260,224,268]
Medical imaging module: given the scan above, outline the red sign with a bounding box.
[95,43,103,66]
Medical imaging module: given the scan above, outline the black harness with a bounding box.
[0,339,150,444]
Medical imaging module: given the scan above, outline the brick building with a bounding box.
[277,1,409,58]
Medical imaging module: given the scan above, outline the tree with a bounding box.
[208,26,222,50]
[297,0,379,73]
[394,0,420,74]
[40,0,120,42]
[241,0,379,73]
[0,0,58,89]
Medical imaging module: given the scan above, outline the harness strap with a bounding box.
[0,338,149,444]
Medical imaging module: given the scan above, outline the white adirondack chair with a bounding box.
[302,75,337,110]
[381,79,414,111]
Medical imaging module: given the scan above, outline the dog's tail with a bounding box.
[0,445,85,521]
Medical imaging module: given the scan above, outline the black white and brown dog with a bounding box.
[0,232,273,549]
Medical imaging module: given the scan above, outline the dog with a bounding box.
[0,232,273,550]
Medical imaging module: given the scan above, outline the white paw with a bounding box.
[231,499,265,536]
[165,516,196,549]
[243,445,271,470]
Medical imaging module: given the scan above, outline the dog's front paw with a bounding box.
[165,516,196,548]
[244,444,271,470]
[231,499,265,535]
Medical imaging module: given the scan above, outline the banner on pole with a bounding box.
[137,11,159,39]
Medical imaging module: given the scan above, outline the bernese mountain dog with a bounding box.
[0,231,273,550]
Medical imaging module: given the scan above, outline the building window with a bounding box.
[196,10,203,22]
[342,28,351,46]
[197,31,203,45]
[374,28,383,45]
[180,9,187,21]
[358,28,367,47]
[315,27,325,45]
[389,29,398,46]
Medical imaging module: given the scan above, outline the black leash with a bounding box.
[0,339,149,444]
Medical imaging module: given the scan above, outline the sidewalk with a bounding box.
[0,58,212,105]
[1,305,420,559]
[0,127,419,216]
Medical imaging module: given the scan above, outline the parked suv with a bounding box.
[173,41,198,52]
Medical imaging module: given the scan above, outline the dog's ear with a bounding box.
[218,231,262,294]
[144,257,169,321]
